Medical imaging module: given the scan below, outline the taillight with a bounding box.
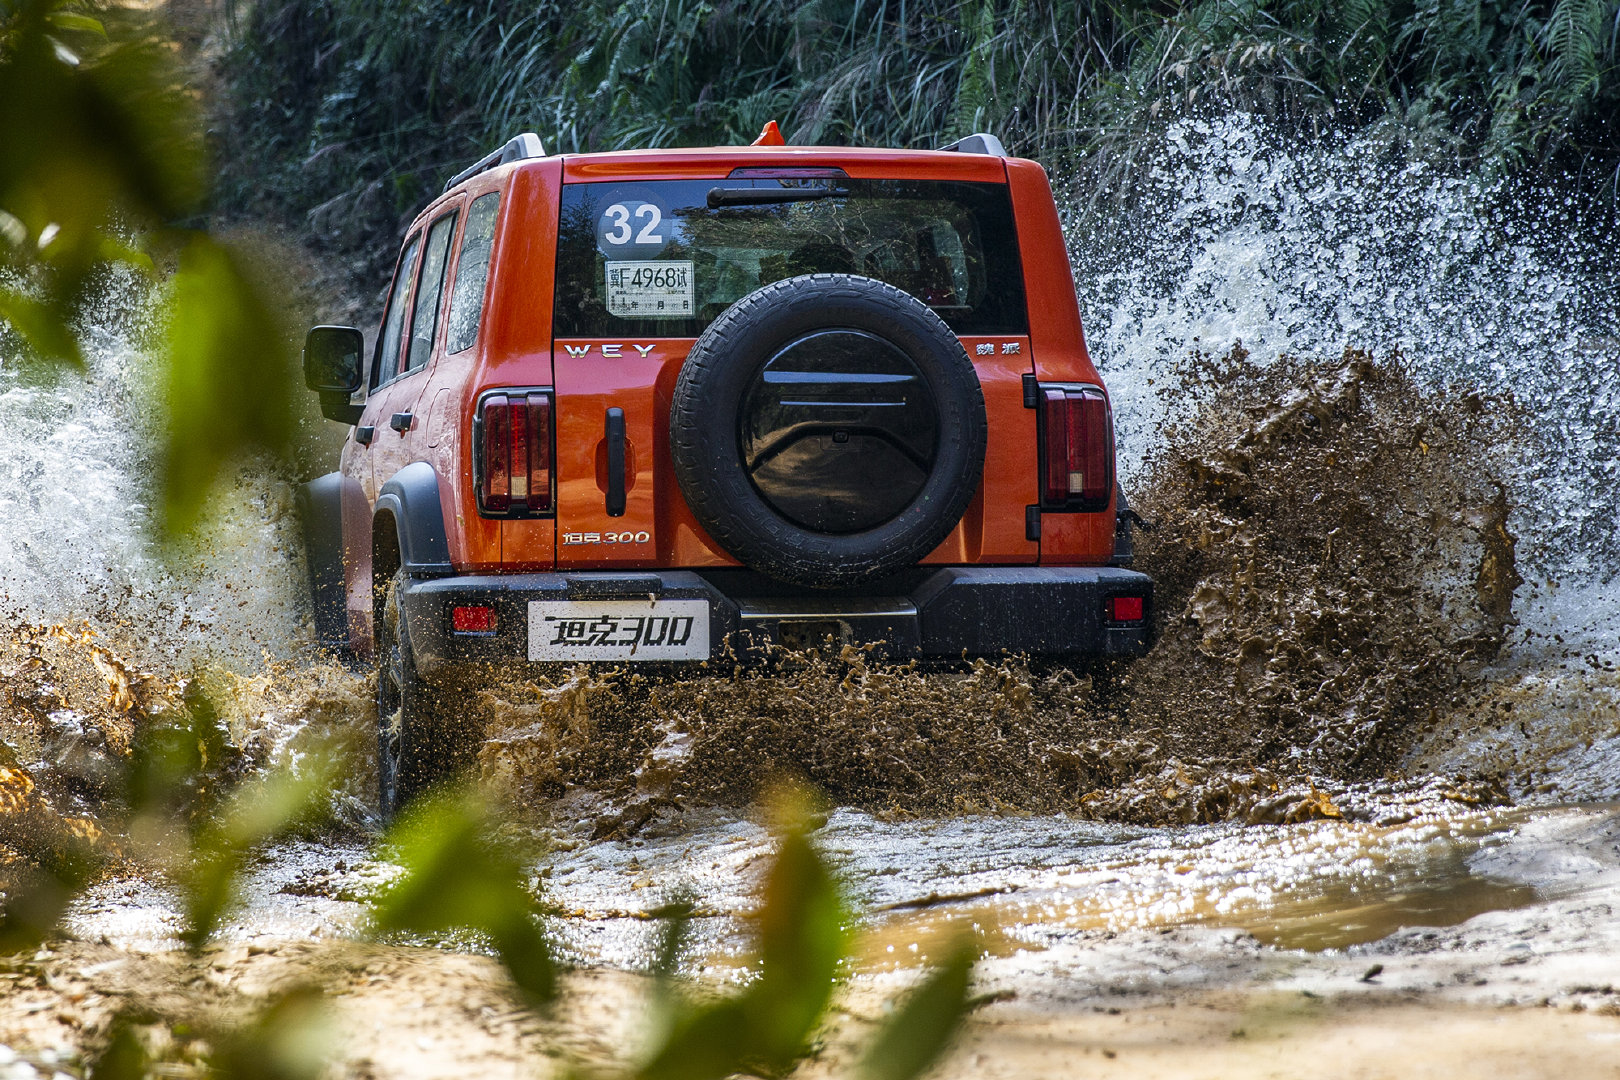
[1039,385,1112,508]
[478,390,552,515]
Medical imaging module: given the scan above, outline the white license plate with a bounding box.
[527,599,710,661]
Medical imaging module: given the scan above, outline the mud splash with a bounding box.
[1122,347,1522,775]
[460,346,1520,824]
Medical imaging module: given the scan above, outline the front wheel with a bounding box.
[376,571,478,822]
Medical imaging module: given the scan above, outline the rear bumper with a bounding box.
[400,566,1153,679]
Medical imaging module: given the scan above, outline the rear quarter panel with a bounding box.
[1006,158,1117,564]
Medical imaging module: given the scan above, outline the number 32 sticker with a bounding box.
[596,198,668,259]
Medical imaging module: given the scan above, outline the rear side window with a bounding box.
[373,233,422,388]
[554,178,1028,337]
[406,210,458,373]
[446,193,500,354]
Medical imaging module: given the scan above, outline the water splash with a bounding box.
[0,267,311,672]
[1065,115,1620,799]
[1067,114,1619,576]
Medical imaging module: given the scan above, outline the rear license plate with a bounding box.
[527,599,710,661]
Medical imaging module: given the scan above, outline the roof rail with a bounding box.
[443,132,546,193]
[938,132,1007,157]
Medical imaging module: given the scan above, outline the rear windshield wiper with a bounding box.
[706,187,846,208]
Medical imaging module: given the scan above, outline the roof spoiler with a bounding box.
[443,132,546,193]
[938,132,1007,157]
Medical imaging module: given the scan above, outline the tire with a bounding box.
[376,570,476,822]
[670,274,987,589]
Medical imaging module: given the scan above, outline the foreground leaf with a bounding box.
[160,233,296,533]
[181,760,337,950]
[855,936,976,1080]
[209,985,336,1080]
[636,812,849,1080]
[371,787,557,1007]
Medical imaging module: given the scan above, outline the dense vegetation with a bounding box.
[218,0,1620,265]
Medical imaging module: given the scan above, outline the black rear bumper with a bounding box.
[399,566,1152,680]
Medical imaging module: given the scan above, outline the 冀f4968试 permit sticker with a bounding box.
[605,261,694,319]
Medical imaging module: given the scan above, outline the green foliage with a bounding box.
[370,787,559,1007]
[0,821,99,953]
[207,985,337,1080]
[854,937,975,1080]
[218,0,1620,268]
[0,0,299,533]
[370,787,974,1080]
[88,987,336,1080]
[635,814,850,1080]
[179,762,338,951]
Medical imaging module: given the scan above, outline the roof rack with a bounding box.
[443,132,546,193]
[938,132,1007,157]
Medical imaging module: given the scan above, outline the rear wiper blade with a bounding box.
[706,187,846,208]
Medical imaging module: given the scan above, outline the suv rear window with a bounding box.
[554,178,1028,337]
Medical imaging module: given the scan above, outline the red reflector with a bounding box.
[1111,596,1144,622]
[452,605,496,633]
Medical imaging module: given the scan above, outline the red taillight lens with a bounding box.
[479,391,552,515]
[1040,386,1112,507]
[482,394,512,511]
[1110,595,1144,622]
[452,605,496,633]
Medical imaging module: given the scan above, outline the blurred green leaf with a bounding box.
[122,681,232,823]
[0,764,103,952]
[209,984,336,1080]
[43,10,105,38]
[0,284,84,364]
[0,858,96,953]
[180,758,336,951]
[855,936,976,1080]
[0,0,298,535]
[636,809,849,1080]
[371,787,558,1007]
[87,1014,152,1080]
[160,233,297,534]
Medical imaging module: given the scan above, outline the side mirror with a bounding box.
[303,325,365,425]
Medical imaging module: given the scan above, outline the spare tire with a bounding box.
[670,274,987,589]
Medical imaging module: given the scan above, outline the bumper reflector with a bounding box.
[1109,596,1144,622]
[452,605,496,634]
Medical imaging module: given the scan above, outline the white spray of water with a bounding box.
[0,267,312,674]
[1065,115,1620,797]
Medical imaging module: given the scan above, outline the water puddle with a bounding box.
[852,808,1561,967]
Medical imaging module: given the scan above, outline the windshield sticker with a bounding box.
[596,197,671,259]
[605,260,695,319]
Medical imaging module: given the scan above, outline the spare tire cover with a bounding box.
[670,274,987,589]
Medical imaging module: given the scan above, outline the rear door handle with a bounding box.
[389,411,413,432]
[605,407,626,517]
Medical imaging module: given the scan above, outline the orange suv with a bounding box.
[298,127,1153,816]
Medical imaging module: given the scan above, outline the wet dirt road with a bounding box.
[5,799,1610,1078]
